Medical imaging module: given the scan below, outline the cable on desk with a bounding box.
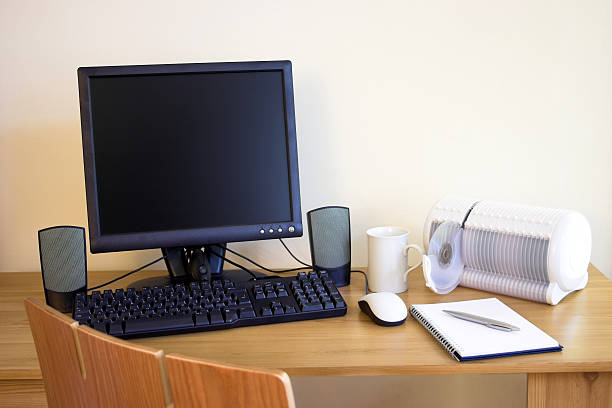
[87,255,168,291]
[350,269,369,295]
[214,243,311,273]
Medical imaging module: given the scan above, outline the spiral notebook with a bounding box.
[410,298,562,362]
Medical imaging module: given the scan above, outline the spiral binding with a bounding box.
[409,305,461,361]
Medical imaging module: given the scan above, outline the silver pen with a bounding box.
[443,310,520,332]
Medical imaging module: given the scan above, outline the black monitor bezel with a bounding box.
[78,60,302,253]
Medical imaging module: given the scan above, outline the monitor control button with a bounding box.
[277,228,283,233]
[269,228,274,234]
[288,226,295,233]
[259,229,265,234]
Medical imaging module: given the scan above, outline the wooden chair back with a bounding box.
[166,353,296,408]
[24,297,88,407]
[77,325,172,407]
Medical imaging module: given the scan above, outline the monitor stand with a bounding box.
[126,244,266,290]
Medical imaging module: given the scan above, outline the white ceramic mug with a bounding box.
[367,226,424,293]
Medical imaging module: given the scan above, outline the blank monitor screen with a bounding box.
[88,70,292,236]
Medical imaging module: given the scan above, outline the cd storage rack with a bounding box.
[423,196,591,305]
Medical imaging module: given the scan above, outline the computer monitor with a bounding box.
[77,60,302,283]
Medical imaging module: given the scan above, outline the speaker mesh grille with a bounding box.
[38,227,86,292]
[308,207,350,269]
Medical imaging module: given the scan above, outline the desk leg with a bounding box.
[527,372,612,408]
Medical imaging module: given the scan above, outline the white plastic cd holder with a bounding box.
[422,196,591,305]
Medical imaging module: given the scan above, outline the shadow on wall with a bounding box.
[2,123,84,269]
[2,122,160,272]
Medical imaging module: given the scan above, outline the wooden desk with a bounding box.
[1,265,611,407]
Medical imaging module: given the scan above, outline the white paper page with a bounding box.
[412,298,560,358]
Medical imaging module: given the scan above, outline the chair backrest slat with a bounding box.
[24,297,89,408]
[77,325,172,407]
[166,353,295,408]
[25,297,172,408]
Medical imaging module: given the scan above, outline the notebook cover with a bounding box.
[410,298,563,362]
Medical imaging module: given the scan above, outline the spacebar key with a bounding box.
[125,315,194,334]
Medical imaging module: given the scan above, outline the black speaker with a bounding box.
[38,226,87,312]
[307,206,351,287]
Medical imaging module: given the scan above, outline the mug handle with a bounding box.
[403,244,424,282]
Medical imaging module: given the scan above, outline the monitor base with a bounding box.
[215,268,268,282]
[126,274,189,291]
[126,269,269,290]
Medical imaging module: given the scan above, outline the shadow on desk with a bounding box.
[292,374,526,408]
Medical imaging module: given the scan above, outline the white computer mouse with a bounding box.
[358,292,408,326]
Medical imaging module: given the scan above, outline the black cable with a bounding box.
[278,238,311,267]
[207,248,259,280]
[350,269,369,295]
[87,255,168,291]
[214,244,311,274]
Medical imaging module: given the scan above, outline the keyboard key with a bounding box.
[195,313,209,326]
[93,321,107,333]
[238,307,255,318]
[260,307,273,317]
[333,297,346,308]
[326,283,340,295]
[323,301,335,310]
[74,312,88,320]
[301,302,323,312]
[223,308,238,323]
[109,320,124,335]
[284,305,296,314]
[209,310,224,324]
[125,314,194,334]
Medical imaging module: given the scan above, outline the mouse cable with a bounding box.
[87,255,168,292]
[350,269,369,295]
[213,243,311,274]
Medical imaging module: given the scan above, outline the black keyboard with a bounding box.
[73,271,347,339]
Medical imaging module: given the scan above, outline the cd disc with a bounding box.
[423,221,464,294]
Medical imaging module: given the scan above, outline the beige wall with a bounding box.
[1,1,610,406]
[1,1,610,278]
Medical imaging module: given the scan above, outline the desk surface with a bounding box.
[2,265,611,379]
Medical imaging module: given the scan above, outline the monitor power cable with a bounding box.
[206,248,259,280]
[214,242,311,274]
[86,242,369,294]
[87,255,168,292]
[278,238,311,267]
[221,240,369,294]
